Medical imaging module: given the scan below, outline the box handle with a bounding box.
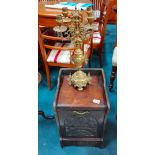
[73,111,89,115]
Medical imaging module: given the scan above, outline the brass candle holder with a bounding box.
[87,7,94,24]
[53,6,94,90]
[85,7,95,32]
[53,15,67,33]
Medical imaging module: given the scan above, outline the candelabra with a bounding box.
[53,6,94,90]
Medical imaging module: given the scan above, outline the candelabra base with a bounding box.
[68,69,91,91]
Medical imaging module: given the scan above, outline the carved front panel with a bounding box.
[58,110,104,138]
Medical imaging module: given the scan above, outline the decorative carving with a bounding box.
[64,113,98,137]
[68,70,91,91]
[65,127,97,137]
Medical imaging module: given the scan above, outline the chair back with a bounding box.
[92,0,105,11]
[38,25,75,65]
[91,0,110,21]
[97,0,111,49]
[38,16,91,67]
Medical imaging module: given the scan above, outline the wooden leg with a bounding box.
[88,41,93,68]
[88,52,92,68]
[44,63,51,90]
[98,48,103,67]
[88,57,91,68]
[109,66,117,91]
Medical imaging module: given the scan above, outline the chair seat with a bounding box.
[112,47,117,66]
[93,31,101,44]
[47,42,90,64]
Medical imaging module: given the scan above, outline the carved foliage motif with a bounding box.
[64,114,98,137]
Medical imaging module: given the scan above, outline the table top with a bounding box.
[38,0,92,17]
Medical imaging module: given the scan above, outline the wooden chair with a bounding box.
[38,24,92,90]
[109,4,117,91]
[109,43,117,91]
[89,0,111,67]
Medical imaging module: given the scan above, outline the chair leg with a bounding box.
[98,48,103,67]
[88,41,93,68]
[109,66,117,91]
[88,57,91,68]
[44,63,51,90]
[88,52,93,68]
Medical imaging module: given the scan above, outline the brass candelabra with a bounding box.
[53,6,94,91]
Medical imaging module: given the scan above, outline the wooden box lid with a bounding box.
[54,69,110,110]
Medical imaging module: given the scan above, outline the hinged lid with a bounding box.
[53,68,110,111]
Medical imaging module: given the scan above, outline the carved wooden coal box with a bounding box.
[53,68,110,147]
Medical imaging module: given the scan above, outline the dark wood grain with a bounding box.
[108,0,117,23]
[58,75,106,109]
